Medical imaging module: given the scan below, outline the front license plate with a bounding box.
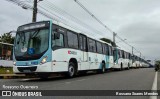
[23,70,31,72]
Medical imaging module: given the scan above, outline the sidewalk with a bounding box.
[0,74,25,79]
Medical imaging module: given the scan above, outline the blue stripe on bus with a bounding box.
[106,55,110,69]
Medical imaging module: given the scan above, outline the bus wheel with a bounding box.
[102,63,106,73]
[67,62,76,78]
[99,63,105,73]
[127,63,130,70]
[120,63,123,71]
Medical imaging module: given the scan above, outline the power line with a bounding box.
[6,0,100,38]
[6,0,143,58]
[74,0,142,57]
[74,0,113,33]
[41,0,105,37]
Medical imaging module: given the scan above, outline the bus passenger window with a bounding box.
[79,36,83,50]
[67,31,78,49]
[52,31,64,48]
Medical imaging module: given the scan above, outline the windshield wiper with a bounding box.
[30,29,40,39]
[17,32,26,46]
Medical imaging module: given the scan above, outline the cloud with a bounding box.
[1,0,160,61]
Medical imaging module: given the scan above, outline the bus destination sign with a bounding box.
[17,21,50,31]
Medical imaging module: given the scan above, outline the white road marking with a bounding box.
[150,72,158,99]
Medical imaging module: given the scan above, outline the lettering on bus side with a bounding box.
[68,51,77,55]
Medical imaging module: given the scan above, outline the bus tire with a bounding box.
[127,63,130,70]
[120,63,123,71]
[98,62,105,73]
[67,62,76,78]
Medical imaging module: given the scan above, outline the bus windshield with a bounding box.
[14,28,49,61]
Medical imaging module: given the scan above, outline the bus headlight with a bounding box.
[13,61,16,65]
[41,56,48,64]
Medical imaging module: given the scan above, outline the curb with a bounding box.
[0,74,26,79]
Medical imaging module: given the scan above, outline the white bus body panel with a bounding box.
[13,62,52,73]
[109,56,114,68]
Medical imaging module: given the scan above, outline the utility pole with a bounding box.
[32,0,38,22]
[132,46,134,56]
[113,32,116,43]
[113,32,117,47]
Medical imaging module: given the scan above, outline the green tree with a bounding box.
[0,32,14,60]
[0,33,14,44]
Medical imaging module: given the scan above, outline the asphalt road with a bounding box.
[0,68,157,99]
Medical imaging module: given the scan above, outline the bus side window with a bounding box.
[111,47,113,56]
[67,31,78,49]
[122,51,125,58]
[79,36,83,50]
[52,30,64,48]
[120,50,122,58]
[88,39,96,52]
[106,45,109,55]
[108,46,111,56]
[79,35,87,51]
[102,44,106,55]
[96,42,102,54]
[83,37,87,51]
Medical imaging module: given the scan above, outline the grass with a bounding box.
[0,67,13,74]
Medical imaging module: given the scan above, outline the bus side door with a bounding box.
[79,35,89,70]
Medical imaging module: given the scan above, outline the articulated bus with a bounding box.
[13,20,116,78]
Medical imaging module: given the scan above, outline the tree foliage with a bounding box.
[0,33,14,44]
[0,33,14,59]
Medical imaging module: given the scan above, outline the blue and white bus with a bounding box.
[112,48,131,70]
[131,55,140,68]
[13,20,116,78]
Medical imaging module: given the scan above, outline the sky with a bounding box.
[0,0,160,62]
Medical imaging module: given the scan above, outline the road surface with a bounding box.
[0,68,158,99]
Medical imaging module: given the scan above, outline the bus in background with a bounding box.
[131,55,136,68]
[13,20,115,78]
[139,57,143,67]
[128,53,132,69]
[141,58,145,67]
[107,44,114,69]
[124,51,132,69]
[101,43,114,70]
[121,50,131,70]
[113,48,131,70]
[112,48,122,70]
[132,55,140,68]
